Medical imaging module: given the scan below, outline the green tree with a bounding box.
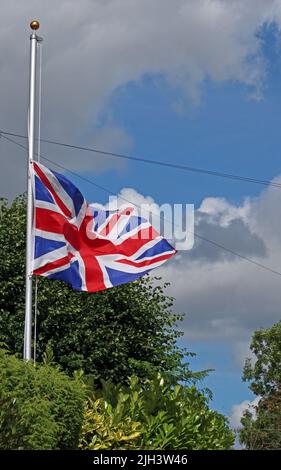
[240,387,281,450]
[0,196,191,383]
[243,320,281,397]
[240,321,281,449]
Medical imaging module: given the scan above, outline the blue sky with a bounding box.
[82,26,281,207]
[187,340,251,417]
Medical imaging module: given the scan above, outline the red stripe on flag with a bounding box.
[116,252,175,268]
[79,249,107,292]
[33,163,72,217]
[33,253,74,275]
[35,208,67,234]
[112,227,161,255]
[82,225,161,257]
[99,208,134,237]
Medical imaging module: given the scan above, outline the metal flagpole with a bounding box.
[23,20,41,361]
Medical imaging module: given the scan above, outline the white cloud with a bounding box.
[1,1,281,197]
[198,197,251,227]
[229,397,259,429]
[159,176,281,342]
[93,186,166,222]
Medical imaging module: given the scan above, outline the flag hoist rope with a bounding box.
[24,21,42,361]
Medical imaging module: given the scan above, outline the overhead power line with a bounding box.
[2,132,281,279]
[1,129,281,190]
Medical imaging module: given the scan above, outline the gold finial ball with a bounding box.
[30,20,40,31]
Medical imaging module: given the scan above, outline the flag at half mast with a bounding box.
[32,162,176,292]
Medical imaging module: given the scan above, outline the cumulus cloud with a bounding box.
[162,177,281,341]
[1,1,281,197]
[98,174,281,344]
[229,397,259,429]
[187,218,266,262]
[90,187,161,218]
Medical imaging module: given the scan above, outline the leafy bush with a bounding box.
[0,349,85,450]
[79,374,234,450]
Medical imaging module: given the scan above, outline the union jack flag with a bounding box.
[32,162,176,292]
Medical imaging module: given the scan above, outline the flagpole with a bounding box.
[23,20,41,360]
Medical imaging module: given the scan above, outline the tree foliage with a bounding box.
[239,386,281,450]
[79,373,234,450]
[0,348,85,450]
[240,321,281,449]
[0,196,191,383]
[243,320,281,397]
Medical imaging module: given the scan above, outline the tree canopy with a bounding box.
[243,320,281,397]
[240,321,281,449]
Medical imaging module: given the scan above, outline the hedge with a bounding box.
[0,349,85,450]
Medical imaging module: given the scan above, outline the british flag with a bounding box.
[32,162,176,292]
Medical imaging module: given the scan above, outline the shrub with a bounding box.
[79,374,234,450]
[0,349,85,450]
